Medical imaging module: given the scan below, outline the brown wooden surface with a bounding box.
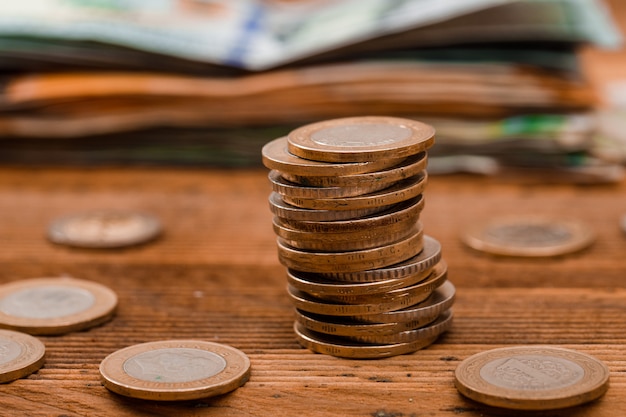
[0,167,625,417]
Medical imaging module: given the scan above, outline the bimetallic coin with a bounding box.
[286,266,432,297]
[283,152,427,187]
[0,329,45,383]
[269,170,390,199]
[347,309,453,344]
[100,340,251,401]
[293,322,438,359]
[322,235,442,282]
[282,172,426,211]
[287,116,435,163]
[48,210,161,249]
[277,227,424,273]
[353,280,456,324]
[461,216,595,257]
[262,136,406,176]
[276,195,424,234]
[454,346,610,410]
[269,192,389,222]
[0,277,118,335]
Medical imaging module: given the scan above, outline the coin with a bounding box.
[454,346,610,410]
[352,279,455,324]
[277,227,424,273]
[293,322,438,359]
[100,340,251,401]
[262,136,406,176]
[269,170,390,199]
[48,210,161,249]
[0,277,118,335]
[461,216,595,257]
[269,192,389,222]
[281,172,427,211]
[321,234,442,282]
[287,116,435,163]
[276,195,424,234]
[0,329,45,383]
[283,152,427,187]
[347,309,453,344]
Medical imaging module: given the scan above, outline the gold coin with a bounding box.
[461,216,595,257]
[0,277,118,335]
[295,307,439,338]
[353,279,455,324]
[48,210,161,249]
[283,151,427,187]
[276,195,424,234]
[293,322,438,359]
[100,340,251,401]
[287,116,435,163]
[273,214,418,252]
[277,227,424,273]
[321,234,441,282]
[269,170,389,199]
[269,192,389,222]
[286,265,445,316]
[0,329,45,383]
[286,266,432,297]
[347,309,452,344]
[454,346,610,410]
[282,172,427,211]
[261,136,406,176]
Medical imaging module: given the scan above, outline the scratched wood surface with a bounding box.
[0,166,625,417]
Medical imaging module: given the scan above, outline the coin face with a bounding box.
[454,346,610,410]
[0,277,118,335]
[100,340,251,401]
[48,210,161,248]
[0,329,45,383]
[461,216,595,257]
[287,116,435,163]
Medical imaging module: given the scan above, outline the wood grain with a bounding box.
[0,166,625,416]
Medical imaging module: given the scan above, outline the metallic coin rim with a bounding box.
[277,227,424,273]
[261,136,407,176]
[0,329,46,383]
[269,170,390,198]
[269,192,388,221]
[454,346,610,410]
[276,195,424,234]
[321,235,441,282]
[281,172,427,211]
[0,277,118,335]
[47,210,161,249]
[293,322,438,359]
[286,264,446,316]
[353,279,455,323]
[99,340,251,401]
[283,152,427,187]
[287,116,435,163]
[460,216,595,257]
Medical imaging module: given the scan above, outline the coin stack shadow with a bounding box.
[262,116,455,359]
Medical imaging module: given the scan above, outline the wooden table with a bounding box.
[0,166,625,416]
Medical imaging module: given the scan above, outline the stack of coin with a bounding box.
[262,116,455,359]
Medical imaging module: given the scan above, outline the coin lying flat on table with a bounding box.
[287,116,435,163]
[455,346,610,410]
[0,329,45,383]
[461,216,595,257]
[0,277,118,335]
[100,340,251,401]
[48,210,161,248]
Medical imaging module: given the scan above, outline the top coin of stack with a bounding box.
[263,116,454,359]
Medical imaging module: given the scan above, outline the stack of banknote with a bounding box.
[0,0,622,180]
